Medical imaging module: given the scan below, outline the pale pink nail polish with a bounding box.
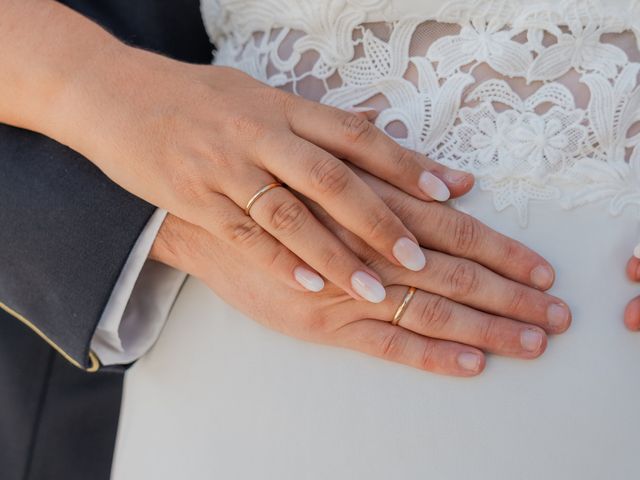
[294,267,325,292]
[351,271,386,303]
[418,171,450,201]
[392,237,426,271]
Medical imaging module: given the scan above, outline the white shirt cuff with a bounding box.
[91,209,187,366]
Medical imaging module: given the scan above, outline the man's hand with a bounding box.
[624,253,640,330]
[151,187,571,377]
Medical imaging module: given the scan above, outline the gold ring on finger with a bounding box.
[391,286,417,326]
[245,182,283,216]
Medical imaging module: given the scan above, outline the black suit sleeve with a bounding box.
[0,0,213,371]
[0,128,155,370]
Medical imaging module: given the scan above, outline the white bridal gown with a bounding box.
[113,1,640,478]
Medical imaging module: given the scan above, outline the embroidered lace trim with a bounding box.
[204,0,640,225]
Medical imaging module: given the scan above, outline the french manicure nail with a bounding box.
[633,243,640,259]
[530,265,554,290]
[393,237,426,271]
[547,303,569,330]
[457,352,482,372]
[294,267,325,292]
[419,171,450,201]
[520,329,544,352]
[351,271,386,303]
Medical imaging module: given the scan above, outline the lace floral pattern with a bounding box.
[202,0,640,225]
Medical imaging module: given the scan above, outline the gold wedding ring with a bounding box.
[245,182,283,216]
[391,286,417,326]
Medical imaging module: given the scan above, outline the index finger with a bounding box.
[287,98,473,201]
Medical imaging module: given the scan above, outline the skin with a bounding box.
[19,6,478,302]
[150,172,573,376]
[0,1,557,299]
[0,0,632,374]
[625,256,640,331]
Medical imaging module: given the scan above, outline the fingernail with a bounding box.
[392,237,426,271]
[443,169,471,185]
[547,303,569,330]
[633,243,640,259]
[351,271,386,303]
[530,265,554,289]
[294,267,325,292]
[419,171,450,201]
[520,329,544,352]
[457,352,482,372]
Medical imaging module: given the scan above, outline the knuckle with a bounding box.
[380,330,406,360]
[384,190,430,231]
[502,237,523,265]
[172,173,211,207]
[209,149,233,171]
[477,316,501,348]
[507,287,529,316]
[226,217,265,247]
[391,147,417,174]
[277,90,298,117]
[445,262,480,297]
[262,86,287,105]
[452,214,481,254]
[419,342,438,371]
[228,114,267,138]
[320,248,345,272]
[269,200,308,236]
[263,244,289,271]
[365,210,395,242]
[385,190,415,218]
[341,112,375,144]
[363,253,394,279]
[426,202,450,231]
[309,157,351,196]
[419,295,453,332]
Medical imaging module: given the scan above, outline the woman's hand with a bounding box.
[151,189,571,376]
[1,0,471,302]
[41,38,476,303]
[0,0,555,311]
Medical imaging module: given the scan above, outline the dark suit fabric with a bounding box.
[0,1,212,479]
[0,315,123,480]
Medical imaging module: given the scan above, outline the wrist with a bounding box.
[39,39,136,151]
[0,1,124,134]
[44,42,187,173]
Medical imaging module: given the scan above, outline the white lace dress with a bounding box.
[113,1,640,478]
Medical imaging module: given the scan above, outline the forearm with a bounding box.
[0,0,123,132]
[0,0,214,371]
